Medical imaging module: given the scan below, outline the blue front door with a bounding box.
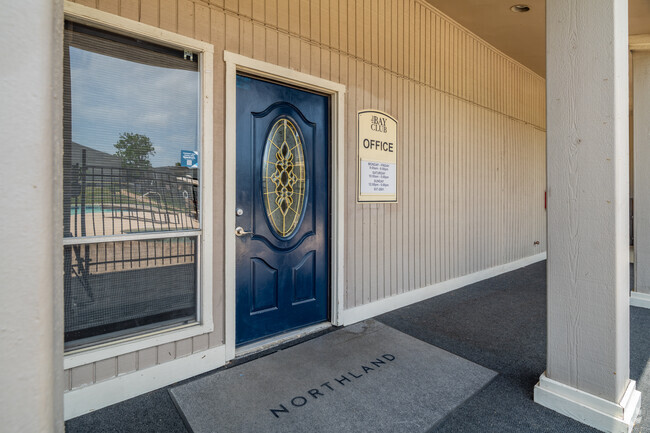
[235,75,329,345]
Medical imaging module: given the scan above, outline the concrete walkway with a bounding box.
[65,261,650,432]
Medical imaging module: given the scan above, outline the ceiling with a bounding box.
[425,0,650,78]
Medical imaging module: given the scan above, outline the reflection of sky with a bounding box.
[70,47,199,167]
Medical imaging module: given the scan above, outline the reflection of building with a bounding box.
[69,141,121,169]
[4,1,649,432]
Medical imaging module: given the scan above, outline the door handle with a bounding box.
[235,227,253,237]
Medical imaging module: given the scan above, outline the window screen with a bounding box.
[63,22,202,350]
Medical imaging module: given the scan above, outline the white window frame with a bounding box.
[63,1,214,369]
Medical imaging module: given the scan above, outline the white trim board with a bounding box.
[630,291,650,309]
[339,252,547,326]
[534,373,641,433]
[64,345,226,420]
[223,51,346,362]
[64,1,213,52]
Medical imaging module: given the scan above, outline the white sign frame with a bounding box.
[357,109,398,203]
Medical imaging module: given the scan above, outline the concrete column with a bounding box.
[0,1,64,433]
[534,1,641,432]
[631,51,650,308]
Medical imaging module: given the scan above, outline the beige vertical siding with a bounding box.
[65,0,546,389]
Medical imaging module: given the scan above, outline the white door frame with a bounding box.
[223,51,346,361]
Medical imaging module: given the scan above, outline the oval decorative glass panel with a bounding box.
[262,118,306,238]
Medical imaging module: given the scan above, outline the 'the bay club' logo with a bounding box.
[269,353,397,418]
[370,115,388,133]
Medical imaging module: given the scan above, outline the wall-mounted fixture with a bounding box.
[510,4,530,12]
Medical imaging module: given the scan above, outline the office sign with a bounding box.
[358,110,398,202]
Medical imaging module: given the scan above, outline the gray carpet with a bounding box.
[170,320,496,433]
[377,261,596,432]
[378,261,649,433]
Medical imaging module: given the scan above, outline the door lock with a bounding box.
[235,227,253,237]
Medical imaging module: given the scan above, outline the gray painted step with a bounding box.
[170,319,496,433]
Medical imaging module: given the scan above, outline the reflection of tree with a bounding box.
[114,132,155,169]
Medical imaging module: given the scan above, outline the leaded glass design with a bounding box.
[262,118,306,237]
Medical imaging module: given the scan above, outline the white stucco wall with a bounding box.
[0,1,64,432]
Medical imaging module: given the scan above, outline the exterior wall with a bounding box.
[1,0,64,431]
[63,0,546,398]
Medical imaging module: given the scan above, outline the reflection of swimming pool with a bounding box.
[69,206,115,215]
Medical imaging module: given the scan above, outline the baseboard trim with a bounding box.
[534,373,641,433]
[339,252,547,326]
[64,345,226,421]
[630,291,650,309]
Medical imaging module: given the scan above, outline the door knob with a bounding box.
[235,227,253,237]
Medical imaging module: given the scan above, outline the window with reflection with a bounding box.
[63,22,202,350]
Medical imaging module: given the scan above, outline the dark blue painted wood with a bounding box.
[236,75,329,345]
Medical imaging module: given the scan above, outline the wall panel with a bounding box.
[65,0,546,390]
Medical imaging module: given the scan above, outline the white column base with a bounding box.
[534,373,641,433]
[630,291,650,309]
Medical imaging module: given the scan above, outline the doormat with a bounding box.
[170,319,496,433]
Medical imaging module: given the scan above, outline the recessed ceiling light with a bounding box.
[510,4,530,12]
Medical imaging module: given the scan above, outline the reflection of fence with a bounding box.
[66,237,197,276]
[64,254,197,345]
[63,158,200,348]
[64,237,198,346]
[65,164,199,238]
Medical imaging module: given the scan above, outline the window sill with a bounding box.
[63,320,214,370]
